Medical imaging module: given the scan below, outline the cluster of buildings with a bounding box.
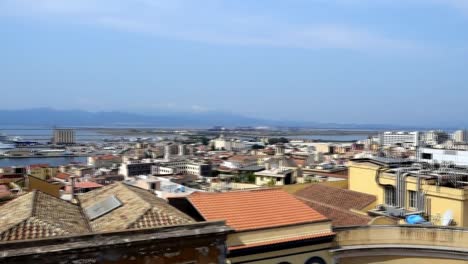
[0,131,468,263]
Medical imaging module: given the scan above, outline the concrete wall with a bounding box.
[28,175,62,197]
[341,256,467,264]
[230,244,332,264]
[334,225,468,263]
[0,221,230,264]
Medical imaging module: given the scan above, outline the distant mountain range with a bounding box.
[0,108,439,129]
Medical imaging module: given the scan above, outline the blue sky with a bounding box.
[1,0,468,126]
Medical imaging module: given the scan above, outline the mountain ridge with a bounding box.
[0,108,444,130]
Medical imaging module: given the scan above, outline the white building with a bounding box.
[254,168,294,186]
[152,160,212,177]
[422,130,449,145]
[211,135,247,151]
[418,147,468,166]
[453,130,468,143]
[379,131,419,147]
[221,155,258,169]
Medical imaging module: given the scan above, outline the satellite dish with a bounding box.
[441,210,453,226]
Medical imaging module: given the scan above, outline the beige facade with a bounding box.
[348,160,468,227]
[29,167,58,180]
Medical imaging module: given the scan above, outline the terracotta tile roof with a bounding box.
[74,181,103,189]
[94,155,121,160]
[228,232,335,251]
[78,183,194,232]
[295,184,375,211]
[227,155,257,162]
[187,189,327,232]
[297,198,371,227]
[55,172,72,180]
[0,185,11,199]
[293,158,306,167]
[0,191,91,241]
[28,164,50,169]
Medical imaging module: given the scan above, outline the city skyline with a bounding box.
[1,0,468,126]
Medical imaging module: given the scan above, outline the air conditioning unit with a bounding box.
[386,206,406,217]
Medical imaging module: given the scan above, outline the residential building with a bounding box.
[295,184,376,227]
[348,157,468,227]
[152,160,212,177]
[87,155,122,168]
[418,147,468,166]
[0,191,91,241]
[169,189,335,264]
[0,185,230,263]
[379,131,420,147]
[27,164,58,180]
[212,135,247,151]
[222,155,258,169]
[422,130,450,145]
[255,168,295,186]
[119,160,155,178]
[65,181,103,194]
[27,175,62,197]
[453,129,468,143]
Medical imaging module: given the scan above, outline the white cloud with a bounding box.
[0,0,421,52]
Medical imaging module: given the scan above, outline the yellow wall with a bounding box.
[30,167,58,180]
[348,163,384,203]
[340,256,467,264]
[28,175,62,197]
[348,161,468,227]
[227,221,332,248]
[255,175,285,186]
[228,221,333,264]
[229,245,332,264]
[334,225,468,264]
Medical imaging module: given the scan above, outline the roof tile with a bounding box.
[188,189,327,231]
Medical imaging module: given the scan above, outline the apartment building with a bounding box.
[379,131,419,147]
[348,157,468,227]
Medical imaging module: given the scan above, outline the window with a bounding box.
[305,257,326,264]
[384,186,396,206]
[421,153,432,159]
[408,190,417,209]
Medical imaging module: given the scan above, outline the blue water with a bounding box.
[0,157,88,167]
[285,134,370,141]
[0,126,105,143]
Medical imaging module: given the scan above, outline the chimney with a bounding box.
[70,176,79,205]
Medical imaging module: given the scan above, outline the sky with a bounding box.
[1,0,468,126]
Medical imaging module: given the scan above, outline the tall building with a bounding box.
[379,131,419,147]
[453,129,468,143]
[53,129,75,145]
[422,130,449,145]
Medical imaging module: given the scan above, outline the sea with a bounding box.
[0,157,88,167]
[0,125,373,167]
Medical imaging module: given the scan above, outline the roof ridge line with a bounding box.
[296,184,376,202]
[295,196,371,219]
[31,190,38,217]
[126,207,153,229]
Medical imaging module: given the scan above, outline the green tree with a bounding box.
[251,144,265,150]
[268,137,289,145]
